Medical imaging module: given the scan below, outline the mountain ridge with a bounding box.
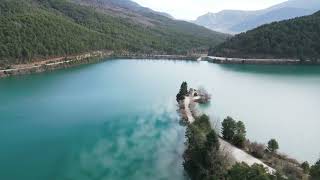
[229,7,315,33]
[71,0,173,19]
[0,0,228,65]
[194,0,320,34]
[209,11,320,60]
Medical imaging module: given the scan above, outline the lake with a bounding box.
[0,59,319,180]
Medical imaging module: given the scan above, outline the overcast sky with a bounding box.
[133,0,288,20]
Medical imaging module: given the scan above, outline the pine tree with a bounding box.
[310,159,320,180]
[267,139,279,153]
[222,117,236,141]
[176,81,188,102]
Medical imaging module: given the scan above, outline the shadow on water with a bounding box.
[60,109,186,180]
[217,64,320,76]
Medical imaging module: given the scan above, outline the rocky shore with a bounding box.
[0,52,199,78]
[0,51,113,78]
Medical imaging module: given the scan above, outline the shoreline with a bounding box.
[0,52,199,78]
[3,53,319,78]
[204,56,320,65]
[179,86,309,179]
[181,91,275,174]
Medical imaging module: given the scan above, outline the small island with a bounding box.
[176,81,318,180]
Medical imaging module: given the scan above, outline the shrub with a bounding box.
[301,161,310,174]
[247,141,265,159]
[227,163,275,180]
[281,162,304,180]
[196,87,211,104]
[267,139,279,153]
[232,134,246,148]
[222,117,247,149]
[235,121,246,137]
[310,159,320,180]
[221,117,236,141]
[176,81,188,102]
[232,121,246,148]
[183,115,227,180]
[5,65,12,69]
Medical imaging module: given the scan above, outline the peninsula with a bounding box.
[176,82,312,180]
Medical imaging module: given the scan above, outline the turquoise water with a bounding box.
[1,59,320,179]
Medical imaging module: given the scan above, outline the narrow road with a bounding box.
[219,139,275,174]
[184,96,195,123]
[183,95,275,174]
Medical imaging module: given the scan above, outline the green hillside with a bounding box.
[209,11,320,61]
[0,0,228,65]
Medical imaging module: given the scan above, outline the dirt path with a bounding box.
[184,96,195,123]
[219,139,275,173]
[183,95,275,174]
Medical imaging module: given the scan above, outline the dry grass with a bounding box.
[263,152,307,180]
[243,140,308,179]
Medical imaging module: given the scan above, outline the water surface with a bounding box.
[1,59,320,179]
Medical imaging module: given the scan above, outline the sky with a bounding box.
[133,0,288,20]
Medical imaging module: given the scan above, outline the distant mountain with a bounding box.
[229,7,315,33]
[0,0,227,65]
[194,10,257,34]
[194,0,320,34]
[209,11,320,60]
[269,0,320,11]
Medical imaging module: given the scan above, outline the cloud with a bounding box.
[65,103,186,179]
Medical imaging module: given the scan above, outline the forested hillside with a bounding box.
[0,0,228,65]
[209,11,320,60]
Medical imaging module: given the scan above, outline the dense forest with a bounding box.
[0,0,228,65]
[209,11,320,61]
